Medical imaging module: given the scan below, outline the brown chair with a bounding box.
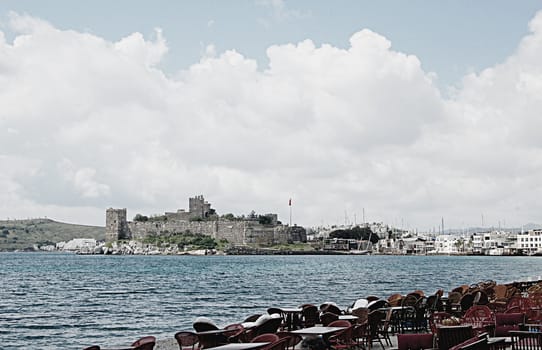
[263,337,289,350]
[320,312,339,326]
[397,333,434,350]
[448,292,463,314]
[367,310,386,349]
[175,331,200,350]
[276,332,302,350]
[437,325,474,350]
[252,334,280,343]
[327,325,354,350]
[223,324,245,343]
[321,303,342,315]
[510,330,542,350]
[301,304,319,328]
[132,336,156,350]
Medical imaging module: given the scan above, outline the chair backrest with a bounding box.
[83,346,100,350]
[263,337,289,350]
[174,331,199,350]
[509,330,542,350]
[131,336,156,350]
[495,312,525,336]
[255,315,282,336]
[301,305,319,327]
[252,333,280,343]
[320,303,342,315]
[328,320,351,328]
[397,333,434,350]
[320,312,339,326]
[276,332,302,350]
[463,305,493,324]
[223,324,245,343]
[437,325,474,350]
[460,294,475,312]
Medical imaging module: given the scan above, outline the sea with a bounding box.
[1,252,541,349]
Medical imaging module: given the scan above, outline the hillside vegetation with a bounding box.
[0,218,104,251]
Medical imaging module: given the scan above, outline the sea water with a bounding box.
[1,252,541,349]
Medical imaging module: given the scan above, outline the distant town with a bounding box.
[3,195,542,256]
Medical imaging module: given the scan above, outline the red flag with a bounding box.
[288,198,292,206]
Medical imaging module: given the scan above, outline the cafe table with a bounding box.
[290,326,346,350]
[204,342,270,350]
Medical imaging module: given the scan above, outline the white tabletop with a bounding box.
[290,326,346,336]
[205,342,270,350]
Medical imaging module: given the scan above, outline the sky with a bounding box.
[1,1,542,231]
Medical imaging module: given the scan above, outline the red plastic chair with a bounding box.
[462,305,494,334]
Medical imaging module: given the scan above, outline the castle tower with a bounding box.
[189,195,212,219]
[105,208,130,242]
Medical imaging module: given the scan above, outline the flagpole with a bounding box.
[289,198,292,226]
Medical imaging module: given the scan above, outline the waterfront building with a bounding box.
[516,229,542,255]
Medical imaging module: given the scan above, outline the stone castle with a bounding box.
[106,195,306,245]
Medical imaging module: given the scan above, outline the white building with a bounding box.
[516,230,542,255]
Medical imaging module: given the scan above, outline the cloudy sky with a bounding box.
[1,1,542,231]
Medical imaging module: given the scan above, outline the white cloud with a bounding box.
[2,11,542,230]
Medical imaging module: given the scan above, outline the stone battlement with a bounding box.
[105,195,306,245]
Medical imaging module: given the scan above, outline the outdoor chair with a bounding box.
[436,325,474,350]
[510,330,542,350]
[447,292,463,315]
[251,334,280,343]
[276,332,302,350]
[460,294,476,313]
[244,314,282,341]
[223,323,245,343]
[396,333,435,350]
[388,293,404,307]
[367,310,387,349]
[495,312,525,337]
[131,336,156,350]
[83,347,100,350]
[174,331,200,350]
[321,303,343,315]
[462,305,494,335]
[301,304,320,328]
[263,337,289,350]
[327,325,355,350]
[320,312,339,326]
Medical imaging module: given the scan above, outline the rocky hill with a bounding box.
[0,218,104,251]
